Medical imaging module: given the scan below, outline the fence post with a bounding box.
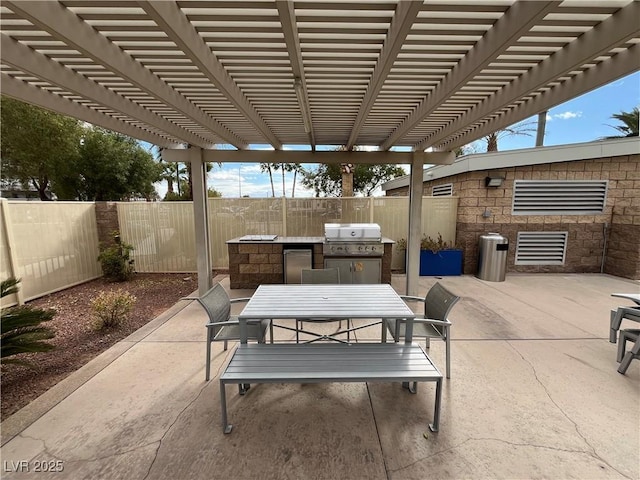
[370,197,375,223]
[0,198,24,305]
[282,197,287,236]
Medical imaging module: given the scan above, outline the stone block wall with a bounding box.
[386,153,640,279]
[604,205,640,279]
[381,243,393,284]
[458,222,606,275]
[228,242,285,289]
[94,201,120,248]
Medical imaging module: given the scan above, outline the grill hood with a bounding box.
[324,223,381,242]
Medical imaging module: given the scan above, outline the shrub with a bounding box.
[98,232,135,282]
[420,233,455,253]
[1,278,56,366]
[91,290,136,330]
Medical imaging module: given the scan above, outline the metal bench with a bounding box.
[219,343,443,434]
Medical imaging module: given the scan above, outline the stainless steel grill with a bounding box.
[323,223,384,257]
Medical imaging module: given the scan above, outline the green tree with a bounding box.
[76,128,162,201]
[604,107,639,138]
[1,96,82,201]
[301,163,406,197]
[1,278,56,366]
[208,187,222,197]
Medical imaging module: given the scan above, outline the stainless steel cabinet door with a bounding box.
[323,258,352,283]
[351,258,381,284]
[324,258,381,284]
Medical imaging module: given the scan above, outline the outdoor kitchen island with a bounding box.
[227,226,394,289]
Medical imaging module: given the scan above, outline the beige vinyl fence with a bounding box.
[117,197,458,272]
[0,199,102,304]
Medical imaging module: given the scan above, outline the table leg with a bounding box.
[405,316,414,344]
[239,318,248,344]
[220,381,233,434]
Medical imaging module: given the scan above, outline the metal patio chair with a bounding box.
[295,268,352,343]
[609,306,640,343]
[184,283,270,382]
[617,328,640,375]
[383,282,460,379]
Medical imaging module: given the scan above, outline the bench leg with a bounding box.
[618,336,640,375]
[402,381,418,393]
[239,383,251,395]
[429,377,442,433]
[220,381,232,434]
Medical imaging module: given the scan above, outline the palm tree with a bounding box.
[605,107,639,138]
[259,163,276,197]
[287,163,304,198]
[484,120,536,151]
[1,278,56,366]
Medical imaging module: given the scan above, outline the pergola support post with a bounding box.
[189,146,213,295]
[406,153,424,296]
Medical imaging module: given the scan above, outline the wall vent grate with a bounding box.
[516,231,568,265]
[432,183,453,197]
[512,180,607,215]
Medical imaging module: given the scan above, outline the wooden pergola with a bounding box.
[1,1,638,294]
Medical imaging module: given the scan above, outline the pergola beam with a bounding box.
[1,34,207,148]
[276,0,316,149]
[416,0,640,151]
[440,42,640,151]
[4,0,248,149]
[0,74,181,149]
[162,149,455,166]
[139,1,282,150]
[380,1,559,151]
[345,0,422,150]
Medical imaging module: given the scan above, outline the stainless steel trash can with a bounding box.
[476,233,509,282]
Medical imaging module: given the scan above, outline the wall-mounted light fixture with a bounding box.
[293,77,313,134]
[485,176,504,188]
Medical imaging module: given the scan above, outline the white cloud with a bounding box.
[207,165,315,198]
[546,114,553,122]
[553,111,582,120]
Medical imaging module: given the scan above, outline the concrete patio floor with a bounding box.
[1,273,639,479]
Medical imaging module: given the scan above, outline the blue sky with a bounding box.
[156,71,639,199]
